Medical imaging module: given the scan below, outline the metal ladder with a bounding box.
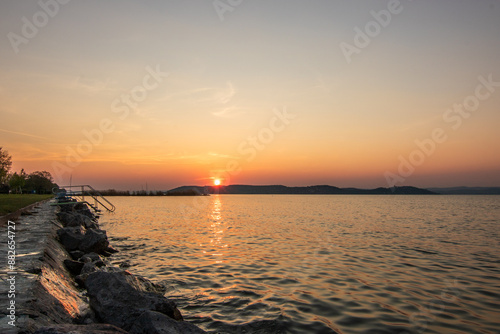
[55,185,116,213]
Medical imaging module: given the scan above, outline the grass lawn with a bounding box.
[0,194,53,216]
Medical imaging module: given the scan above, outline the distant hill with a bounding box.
[165,188,207,196]
[166,185,436,195]
[428,187,500,195]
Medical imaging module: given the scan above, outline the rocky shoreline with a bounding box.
[10,200,207,334]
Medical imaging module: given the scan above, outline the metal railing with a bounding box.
[55,185,116,213]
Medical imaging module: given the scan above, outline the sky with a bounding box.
[1,0,499,190]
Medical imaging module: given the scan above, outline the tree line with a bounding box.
[0,147,58,194]
[98,189,166,196]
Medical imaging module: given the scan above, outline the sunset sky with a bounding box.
[1,0,499,190]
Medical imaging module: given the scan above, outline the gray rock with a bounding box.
[81,261,98,275]
[134,274,168,295]
[70,214,92,228]
[63,259,85,276]
[130,310,206,334]
[76,214,98,229]
[106,245,120,253]
[57,226,85,251]
[75,265,122,287]
[57,211,97,228]
[79,229,109,254]
[75,273,92,287]
[95,259,106,268]
[86,271,182,331]
[70,250,85,260]
[74,202,95,218]
[81,252,102,263]
[59,202,77,212]
[56,211,75,226]
[34,323,128,334]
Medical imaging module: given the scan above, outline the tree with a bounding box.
[9,169,27,194]
[0,147,12,184]
[25,171,58,194]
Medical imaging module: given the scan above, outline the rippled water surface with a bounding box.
[100,195,500,333]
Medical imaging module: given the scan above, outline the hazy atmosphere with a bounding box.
[1,0,500,190]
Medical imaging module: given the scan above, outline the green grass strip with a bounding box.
[0,194,53,216]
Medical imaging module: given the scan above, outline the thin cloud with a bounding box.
[216,81,235,104]
[161,81,236,105]
[72,75,115,95]
[0,128,48,140]
[211,105,246,118]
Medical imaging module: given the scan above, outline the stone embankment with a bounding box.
[0,200,206,334]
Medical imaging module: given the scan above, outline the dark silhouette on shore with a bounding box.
[168,185,437,195]
[95,185,500,196]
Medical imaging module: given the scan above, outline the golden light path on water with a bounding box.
[207,195,226,265]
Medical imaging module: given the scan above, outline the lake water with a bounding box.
[99,195,500,334]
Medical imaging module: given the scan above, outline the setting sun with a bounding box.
[214,179,221,186]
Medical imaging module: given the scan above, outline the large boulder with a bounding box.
[63,259,85,276]
[73,202,95,218]
[56,211,75,226]
[73,214,97,229]
[70,250,85,260]
[57,226,85,251]
[130,310,206,334]
[59,202,77,213]
[57,227,109,255]
[76,265,122,287]
[80,252,103,263]
[58,212,96,229]
[58,202,95,221]
[86,271,183,331]
[79,229,109,254]
[105,245,120,254]
[81,261,99,275]
[34,323,128,334]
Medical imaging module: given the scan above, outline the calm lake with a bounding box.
[100,195,500,334]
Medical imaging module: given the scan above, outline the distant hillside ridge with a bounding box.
[166,185,437,195]
[428,187,500,195]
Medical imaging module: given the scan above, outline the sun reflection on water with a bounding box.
[208,195,227,264]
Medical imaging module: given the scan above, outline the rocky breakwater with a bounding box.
[32,202,206,334]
